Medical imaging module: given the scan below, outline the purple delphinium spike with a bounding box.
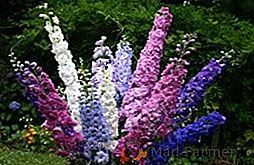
[174,58,225,124]
[15,62,83,157]
[145,111,226,164]
[112,40,133,106]
[119,6,172,123]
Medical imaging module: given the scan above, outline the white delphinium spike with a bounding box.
[42,13,82,133]
[97,64,119,150]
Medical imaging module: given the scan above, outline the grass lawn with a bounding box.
[0,146,67,165]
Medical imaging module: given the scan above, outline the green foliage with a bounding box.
[0,74,42,141]
[235,129,254,164]
[7,0,162,77]
[223,0,254,22]
[4,117,54,153]
[169,155,209,165]
[0,145,67,165]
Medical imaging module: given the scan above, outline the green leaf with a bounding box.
[21,104,31,111]
[11,124,19,131]
[5,113,12,121]
[211,102,220,110]
[0,113,6,120]
[31,109,38,118]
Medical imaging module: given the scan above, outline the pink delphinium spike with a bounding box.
[114,60,188,159]
[115,30,196,160]
[119,6,173,122]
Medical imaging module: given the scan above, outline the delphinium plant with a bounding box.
[40,12,83,133]
[10,5,234,165]
[9,55,84,157]
[112,6,233,165]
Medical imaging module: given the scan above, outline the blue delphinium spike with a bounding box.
[79,85,110,163]
[146,111,226,164]
[174,58,225,123]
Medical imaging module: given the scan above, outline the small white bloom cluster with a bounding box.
[77,57,92,99]
[37,3,48,9]
[41,13,82,132]
[183,1,191,6]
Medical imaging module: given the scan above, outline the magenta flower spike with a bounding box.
[15,62,83,157]
[114,6,176,159]
[114,59,188,159]
[119,7,173,121]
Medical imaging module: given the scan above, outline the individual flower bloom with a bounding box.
[52,16,60,24]
[8,101,21,111]
[112,40,133,105]
[22,127,36,144]
[145,111,226,164]
[119,6,172,121]
[95,36,107,46]
[39,13,49,19]
[29,128,36,135]
[82,146,92,159]
[62,126,75,136]
[94,151,109,164]
[174,58,225,124]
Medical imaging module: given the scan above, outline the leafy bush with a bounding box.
[0,73,42,141]
[4,116,54,153]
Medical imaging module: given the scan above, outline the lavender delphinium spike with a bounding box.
[89,37,119,151]
[145,111,226,165]
[112,40,133,106]
[97,64,119,150]
[119,7,173,121]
